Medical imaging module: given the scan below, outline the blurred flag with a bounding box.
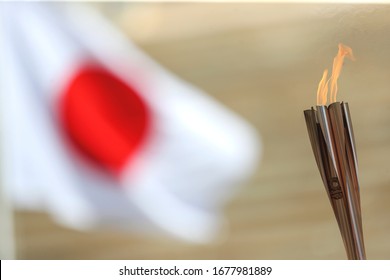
[0,2,260,242]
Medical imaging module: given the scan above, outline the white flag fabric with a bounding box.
[0,2,261,242]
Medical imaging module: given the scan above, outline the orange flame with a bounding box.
[316,69,329,106]
[316,43,355,106]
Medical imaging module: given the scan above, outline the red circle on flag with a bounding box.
[60,64,150,176]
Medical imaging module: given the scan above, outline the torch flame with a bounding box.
[316,43,355,106]
[316,69,329,106]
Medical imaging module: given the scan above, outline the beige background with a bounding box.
[11,3,390,259]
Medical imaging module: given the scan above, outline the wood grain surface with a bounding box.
[12,3,390,259]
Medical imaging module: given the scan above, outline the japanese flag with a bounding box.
[0,2,260,242]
